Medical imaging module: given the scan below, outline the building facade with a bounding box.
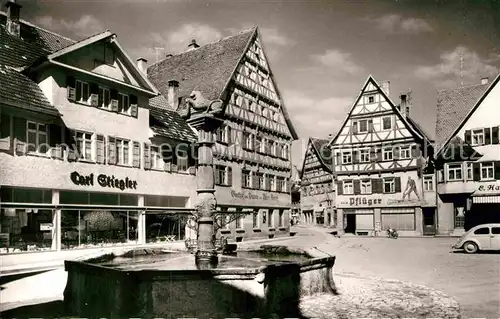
[435,75,500,235]
[299,138,334,226]
[0,4,199,255]
[147,27,298,241]
[330,76,435,236]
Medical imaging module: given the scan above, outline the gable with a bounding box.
[224,30,297,139]
[331,76,423,146]
[55,40,141,87]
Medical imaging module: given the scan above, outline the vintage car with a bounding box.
[452,223,500,254]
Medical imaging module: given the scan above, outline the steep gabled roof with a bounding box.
[328,75,425,146]
[435,75,500,156]
[148,28,256,101]
[300,137,333,180]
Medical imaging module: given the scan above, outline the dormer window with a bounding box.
[118,93,130,115]
[76,80,90,104]
[472,129,484,146]
[368,95,375,103]
[99,87,110,109]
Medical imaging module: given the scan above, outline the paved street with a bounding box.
[288,225,500,319]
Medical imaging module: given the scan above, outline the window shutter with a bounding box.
[370,148,376,162]
[368,119,374,133]
[464,130,472,145]
[144,143,151,169]
[484,127,492,145]
[395,177,401,192]
[336,181,343,195]
[110,89,119,112]
[411,145,419,158]
[353,180,360,194]
[336,152,341,166]
[132,141,140,167]
[214,167,221,185]
[393,147,400,160]
[492,126,500,144]
[376,148,382,161]
[353,150,359,164]
[252,173,258,189]
[495,162,500,180]
[107,136,116,165]
[241,171,246,188]
[473,163,481,181]
[227,167,233,186]
[352,121,358,134]
[96,135,105,164]
[89,83,99,106]
[130,95,138,117]
[371,179,379,193]
[98,88,104,107]
[66,76,76,101]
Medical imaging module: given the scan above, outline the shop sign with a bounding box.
[40,223,53,231]
[70,171,138,191]
[230,190,279,201]
[477,183,500,192]
[345,197,382,206]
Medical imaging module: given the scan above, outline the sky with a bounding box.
[11,0,500,168]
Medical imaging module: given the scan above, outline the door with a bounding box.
[490,227,500,250]
[472,226,491,250]
[422,208,436,236]
[345,214,356,234]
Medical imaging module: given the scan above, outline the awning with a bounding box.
[472,195,500,204]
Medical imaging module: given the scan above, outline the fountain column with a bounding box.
[187,112,222,269]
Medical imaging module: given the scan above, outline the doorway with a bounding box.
[422,208,436,236]
[345,214,356,234]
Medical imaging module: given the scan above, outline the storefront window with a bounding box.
[61,210,138,250]
[381,208,415,231]
[145,213,187,243]
[1,208,54,253]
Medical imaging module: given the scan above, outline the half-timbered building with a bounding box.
[299,137,334,226]
[147,27,298,241]
[435,75,500,235]
[329,76,435,236]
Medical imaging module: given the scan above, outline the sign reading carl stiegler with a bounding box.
[70,171,137,191]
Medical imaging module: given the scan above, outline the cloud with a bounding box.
[35,15,104,38]
[259,27,295,47]
[414,46,499,87]
[312,49,363,75]
[368,14,433,34]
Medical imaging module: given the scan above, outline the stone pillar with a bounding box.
[187,113,222,269]
[52,190,61,251]
[337,208,344,235]
[137,195,146,244]
[374,208,382,237]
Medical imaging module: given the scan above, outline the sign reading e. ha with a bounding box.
[70,171,137,191]
[230,190,279,201]
[478,183,500,192]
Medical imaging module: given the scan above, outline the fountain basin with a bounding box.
[63,248,336,318]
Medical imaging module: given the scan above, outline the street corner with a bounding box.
[300,273,461,319]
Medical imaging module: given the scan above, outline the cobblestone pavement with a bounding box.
[300,273,461,319]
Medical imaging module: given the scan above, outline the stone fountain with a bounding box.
[62,92,337,318]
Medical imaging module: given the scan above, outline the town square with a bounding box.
[0,0,499,318]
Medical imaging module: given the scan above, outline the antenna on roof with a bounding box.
[154,46,165,64]
[460,51,464,86]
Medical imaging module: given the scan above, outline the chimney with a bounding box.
[399,93,410,117]
[187,39,200,51]
[167,80,179,109]
[481,77,489,85]
[136,57,147,74]
[5,0,22,38]
[381,81,390,96]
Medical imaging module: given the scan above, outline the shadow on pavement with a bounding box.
[2,301,65,319]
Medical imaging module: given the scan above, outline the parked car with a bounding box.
[452,223,500,254]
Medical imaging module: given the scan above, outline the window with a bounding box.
[342,152,352,164]
[361,179,372,194]
[225,126,232,144]
[466,162,473,180]
[269,175,276,191]
[116,138,130,165]
[491,227,500,234]
[472,129,484,146]
[383,148,393,161]
[368,95,375,103]
[423,175,434,191]
[242,169,252,188]
[279,210,284,227]
[359,149,370,162]
[481,162,494,180]
[343,180,354,195]
[76,80,89,104]
[216,165,232,186]
[235,214,244,229]
[381,208,415,231]
[98,87,110,109]
[358,120,368,133]
[473,227,489,235]
[26,121,48,154]
[243,132,254,150]
[282,144,289,160]
[257,173,264,190]
[176,150,188,172]
[268,210,274,227]
[216,126,225,143]
[400,146,411,159]
[255,136,263,152]
[382,116,392,130]
[151,146,163,170]
[447,163,462,181]
[75,131,93,160]
[118,93,130,115]
[276,176,286,192]
[383,178,395,193]
[252,211,259,228]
